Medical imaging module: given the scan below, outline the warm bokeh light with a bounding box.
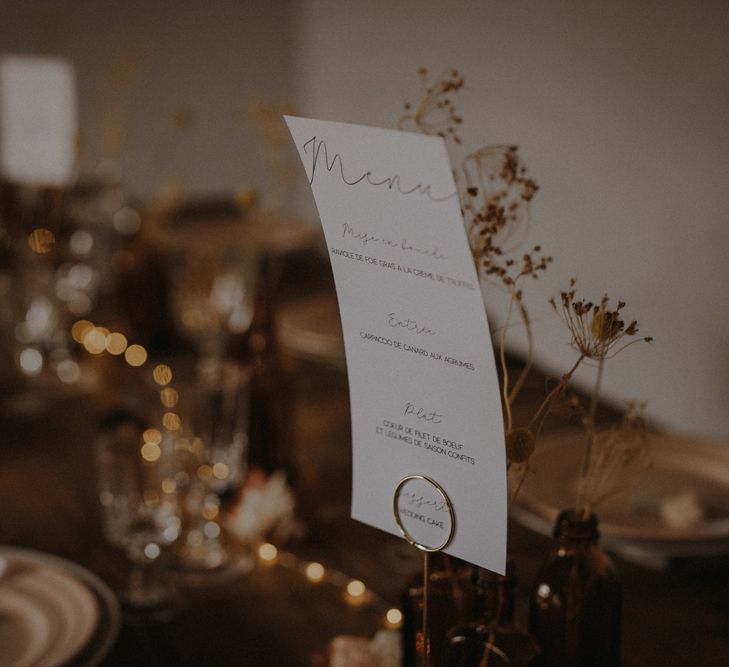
[143,543,161,560]
[69,229,93,255]
[19,348,43,375]
[163,522,180,543]
[124,344,147,367]
[71,319,94,344]
[160,387,179,407]
[27,228,55,254]
[162,412,181,431]
[305,562,325,583]
[161,478,177,494]
[386,608,403,628]
[143,428,162,445]
[204,521,221,539]
[113,207,142,235]
[83,328,107,354]
[258,543,278,562]
[212,462,229,480]
[141,442,161,462]
[153,364,172,386]
[56,359,81,384]
[346,580,366,598]
[105,332,128,355]
[197,464,213,481]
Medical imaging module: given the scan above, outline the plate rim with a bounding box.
[0,546,121,667]
[0,585,55,667]
[511,428,729,553]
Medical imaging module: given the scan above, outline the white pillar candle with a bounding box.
[0,54,77,187]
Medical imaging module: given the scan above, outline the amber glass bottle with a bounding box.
[444,559,541,666]
[401,554,472,667]
[529,510,621,666]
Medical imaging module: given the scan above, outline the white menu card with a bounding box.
[0,55,77,187]
[286,116,506,573]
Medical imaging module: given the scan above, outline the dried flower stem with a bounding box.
[499,295,516,434]
[508,469,529,512]
[528,353,586,435]
[508,299,534,405]
[508,351,586,509]
[578,355,605,518]
[501,294,534,457]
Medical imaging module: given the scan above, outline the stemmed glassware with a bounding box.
[167,235,257,387]
[175,362,252,578]
[95,412,182,617]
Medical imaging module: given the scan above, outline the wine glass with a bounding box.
[166,235,257,387]
[175,362,252,579]
[95,412,182,617]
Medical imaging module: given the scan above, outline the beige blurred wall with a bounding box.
[1,1,727,437]
[0,0,296,200]
[292,0,729,438]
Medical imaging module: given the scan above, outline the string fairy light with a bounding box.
[73,322,403,631]
[252,542,402,628]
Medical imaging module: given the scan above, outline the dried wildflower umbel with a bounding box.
[542,281,652,516]
[548,278,652,361]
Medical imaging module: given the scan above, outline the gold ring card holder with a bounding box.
[393,475,455,667]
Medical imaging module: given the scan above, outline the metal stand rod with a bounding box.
[422,550,430,667]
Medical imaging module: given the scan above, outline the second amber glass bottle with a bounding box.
[444,559,541,666]
[528,510,622,666]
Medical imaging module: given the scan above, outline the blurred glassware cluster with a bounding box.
[0,161,142,401]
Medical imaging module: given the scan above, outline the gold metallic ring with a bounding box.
[392,474,455,552]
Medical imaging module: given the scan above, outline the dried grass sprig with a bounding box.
[578,402,649,513]
[397,67,465,142]
[400,68,549,471]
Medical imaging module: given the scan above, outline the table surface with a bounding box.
[2,343,729,667]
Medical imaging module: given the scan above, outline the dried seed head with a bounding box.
[590,309,621,342]
[550,280,651,360]
[506,427,536,463]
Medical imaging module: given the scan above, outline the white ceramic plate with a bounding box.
[0,547,120,667]
[0,587,53,667]
[510,429,729,563]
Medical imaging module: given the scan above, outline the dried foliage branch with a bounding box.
[577,401,649,512]
[401,69,652,514]
[546,279,653,516]
[401,69,549,449]
[397,68,465,142]
[463,146,549,434]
